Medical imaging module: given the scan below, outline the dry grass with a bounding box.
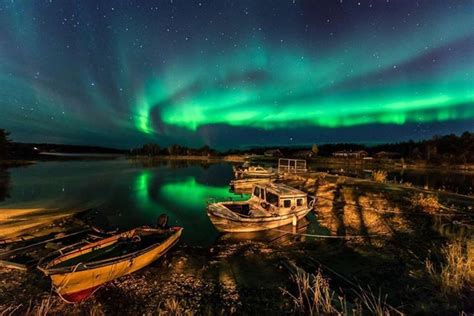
[412,193,443,214]
[89,303,105,316]
[158,298,193,316]
[1,304,23,315]
[23,296,53,316]
[283,268,348,315]
[336,176,347,184]
[425,239,473,296]
[353,286,391,316]
[282,268,395,316]
[372,170,388,183]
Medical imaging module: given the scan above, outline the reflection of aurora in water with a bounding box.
[131,171,249,245]
[1,161,241,245]
[133,171,165,214]
[160,177,248,209]
[133,171,246,216]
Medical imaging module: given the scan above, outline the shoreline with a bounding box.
[2,155,474,173]
[128,155,247,163]
[0,160,36,168]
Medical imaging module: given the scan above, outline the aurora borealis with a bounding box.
[0,0,473,148]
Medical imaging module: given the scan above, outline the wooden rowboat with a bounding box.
[37,226,182,303]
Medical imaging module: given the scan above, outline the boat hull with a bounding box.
[207,207,311,233]
[40,227,182,303]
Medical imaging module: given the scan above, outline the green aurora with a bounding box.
[133,5,474,134]
[0,1,473,147]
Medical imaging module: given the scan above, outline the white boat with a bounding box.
[207,183,314,233]
[233,166,277,179]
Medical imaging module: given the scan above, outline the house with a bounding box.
[294,150,313,158]
[375,151,401,159]
[332,150,368,159]
[264,149,283,157]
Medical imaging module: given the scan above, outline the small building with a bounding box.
[264,149,283,157]
[375,151,401,159]
[294,150,314,158]
[332,150,368,159]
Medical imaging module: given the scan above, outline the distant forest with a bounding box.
[1,128,473,164]
[318,131,474,163]
[132,131,474,164]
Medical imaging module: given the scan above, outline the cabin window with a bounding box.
[283,199,291,208]
[260,189,265,200]
[266,192,279,206]
[253,186,260,197]
[296,198,303,206]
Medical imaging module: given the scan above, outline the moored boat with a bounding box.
[207,183,314,233]
[233,165,277,179]
[37,225,182,303]
[230,177,274,194]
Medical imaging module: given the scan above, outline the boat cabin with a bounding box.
[250,183,308,214]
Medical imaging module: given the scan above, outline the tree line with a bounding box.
[218,131,474,164]
[300,132,474,163]
[130,144,217,157]
[2,128,473,164]
[0,129,11,159]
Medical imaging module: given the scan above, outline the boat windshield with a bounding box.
[266,192,279,206]
[253,186,260,197]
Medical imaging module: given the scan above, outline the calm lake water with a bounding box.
[0,159,244,245]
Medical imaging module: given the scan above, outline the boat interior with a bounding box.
[50,230,173,269]
[221,203,251,216]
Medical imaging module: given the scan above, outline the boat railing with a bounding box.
[207,196,243,205]
[278,158,307,174]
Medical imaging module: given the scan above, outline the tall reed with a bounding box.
[425,239,473,296]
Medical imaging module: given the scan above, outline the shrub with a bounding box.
[412,193,442,214]
[372,170,388,183]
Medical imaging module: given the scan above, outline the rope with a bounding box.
[270,227,378,239]
[55,262,83,304]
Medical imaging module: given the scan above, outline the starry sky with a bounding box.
[0,0,473,149]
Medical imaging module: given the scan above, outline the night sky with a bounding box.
[0,0,473,149]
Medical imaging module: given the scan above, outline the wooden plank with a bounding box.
[0,259,27,271]
[0,228,91,259]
